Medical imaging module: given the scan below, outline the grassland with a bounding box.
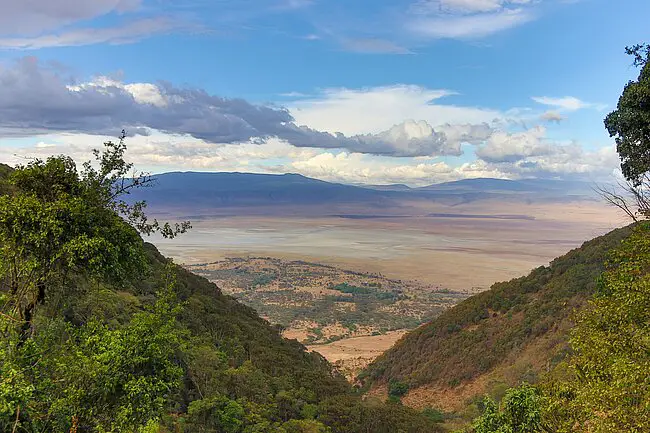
[188,257,467,346]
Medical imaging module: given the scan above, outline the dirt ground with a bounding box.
[307,331,408,379]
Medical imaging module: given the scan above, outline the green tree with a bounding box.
[388,379,409,399]
[0,132,189,342]
[605,44,650,185]
[470,384,544,433]
[0,282,187,432]
[0,134,191,431]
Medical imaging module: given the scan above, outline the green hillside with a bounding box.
[360,224,632,411]
[0,147,439,433]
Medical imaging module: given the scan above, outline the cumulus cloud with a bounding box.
[476,126,552,162]
[289,85,501,135]
[474,126,620,179]
[490,144,619,179]
[0,56,619,185]
[0,58,495,158]
[0,126,619,186]
[286,152,510,186]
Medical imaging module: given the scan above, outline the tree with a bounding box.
[470,384,544,433]
[0,270,188,432]
[597,44,650,221]
[605,44,650,186]
[600,44,650,220]
[0,132,189,342]
[0,134,192,431]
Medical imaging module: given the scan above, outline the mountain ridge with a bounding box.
[128,171,600,212]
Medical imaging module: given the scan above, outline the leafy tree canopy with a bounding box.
[0,132,189,342]
[605,44,650,185]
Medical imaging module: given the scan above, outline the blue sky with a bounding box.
[0,0,647,185]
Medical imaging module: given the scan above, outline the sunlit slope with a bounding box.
[360,225,632,408]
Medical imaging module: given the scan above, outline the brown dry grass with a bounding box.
[307,331,408,379]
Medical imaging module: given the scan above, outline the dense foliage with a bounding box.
[542,222,650,432]
[0,144,439,432]
[605,44,650,185]
[469,384,543,433]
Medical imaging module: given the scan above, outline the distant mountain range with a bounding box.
[128,171,601,215]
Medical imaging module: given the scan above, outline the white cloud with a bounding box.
[474,126,620,179]
[406,0,537,40]
[67,76,170,107]
[540,110,565,123]
[3,59,492,157]
[409,8,533,39]
[476,126,551,162]
[499,144,619,178]
[289,85,501,135]
[0,126,619,186]
[0,58,619,185]
[0,18,190,49]
[531,96,592,111]
[287,152,510,185]
[0,131,320,172]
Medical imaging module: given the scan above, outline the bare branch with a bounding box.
[594,176,650,222]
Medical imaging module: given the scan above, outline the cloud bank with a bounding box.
[0,57,498,158]
[0,57,619,186]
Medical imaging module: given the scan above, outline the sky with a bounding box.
[0,0,647,186]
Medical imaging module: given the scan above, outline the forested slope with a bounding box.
[0,148,439,433]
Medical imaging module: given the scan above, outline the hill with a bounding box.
[359,224,632,421]
[128,171,392,210]
[128,172,599,215]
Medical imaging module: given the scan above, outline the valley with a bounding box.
[141,174,627,384]
[142,179,625,384]
[188,257,466,378]
[1,7,647,429]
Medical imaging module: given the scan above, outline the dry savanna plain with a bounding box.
[151,198,626,377]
